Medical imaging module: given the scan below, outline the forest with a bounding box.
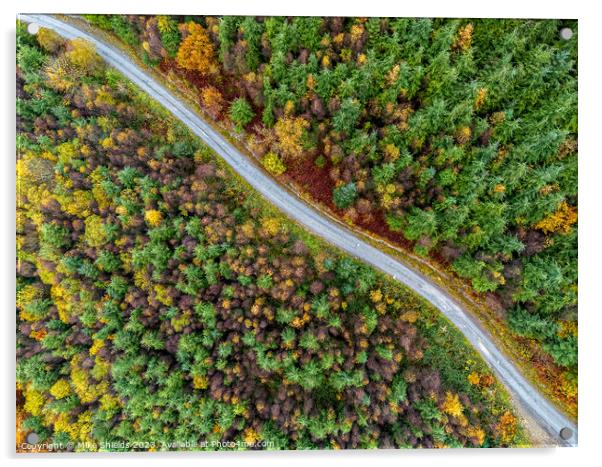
[78,14,578,414]
[16,23,526,450]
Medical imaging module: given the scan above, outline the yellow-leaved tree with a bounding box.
[46,38,104,91]
[441,391,464,417]
[274,116,310,160]
[65,38,104,74]
[36,27,65,53]
[534,201,577,234]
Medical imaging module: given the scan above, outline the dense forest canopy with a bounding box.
[16,23,525,450]
[81,14,577,411]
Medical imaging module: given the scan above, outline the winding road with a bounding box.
[19,14,577,447]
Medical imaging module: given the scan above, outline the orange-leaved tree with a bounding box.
[176,22,217,75]
[200,85,225,119]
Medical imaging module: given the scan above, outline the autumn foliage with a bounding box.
[274,116,310,160]
[176,22,217,74]
[534,201,577,234]
[200,85,225,119]
[40,13,580,420]
[16,27,526,451]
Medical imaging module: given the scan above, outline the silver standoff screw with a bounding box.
[560,27,573,40]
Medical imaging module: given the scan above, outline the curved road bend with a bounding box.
[19,14,577,447]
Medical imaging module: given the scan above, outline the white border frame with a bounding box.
[4,1,598,466]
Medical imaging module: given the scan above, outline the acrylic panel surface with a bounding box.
[16,14,577,452]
